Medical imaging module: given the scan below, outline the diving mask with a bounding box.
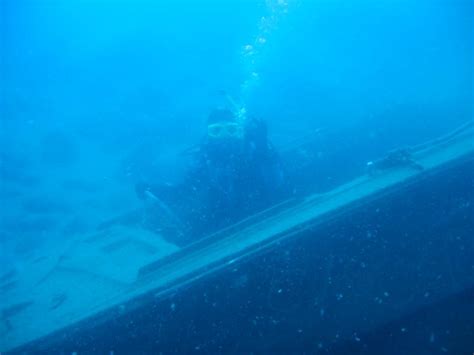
[207,122,244,139]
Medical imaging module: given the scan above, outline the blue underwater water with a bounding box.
[1,0,473,353]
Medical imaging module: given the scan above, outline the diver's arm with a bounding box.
[135,181,178,204]
[245,117,268,149]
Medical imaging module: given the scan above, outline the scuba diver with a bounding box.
[136,108,289,246]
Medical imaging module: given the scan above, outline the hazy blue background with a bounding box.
[1,0,472,259]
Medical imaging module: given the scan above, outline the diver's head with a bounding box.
[207,109,244,141]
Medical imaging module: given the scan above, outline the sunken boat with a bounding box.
[1,121,473,353]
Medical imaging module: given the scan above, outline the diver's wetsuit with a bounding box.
[137,118,289,245]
